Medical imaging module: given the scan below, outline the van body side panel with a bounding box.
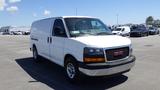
[63,39,85,65]
[31,18,55,59]
[122,27,130,35]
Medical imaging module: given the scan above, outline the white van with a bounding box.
[112,26,131,36]
[30,16,135,82]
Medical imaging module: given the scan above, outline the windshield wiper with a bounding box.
[72,33,95,37]
[79,33,95,37]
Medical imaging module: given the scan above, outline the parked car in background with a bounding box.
[12,31,23,35]
[148,27,159,35]
[130,25,149,37]
[22,31,30,35]
[112,26,130,36]
[0,32,10,35]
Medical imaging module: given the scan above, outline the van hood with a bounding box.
[71,35,131,48]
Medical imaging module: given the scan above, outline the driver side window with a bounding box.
[53,19,67,37]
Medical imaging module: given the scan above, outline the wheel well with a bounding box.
[33,44,36,49]
[64,54,77,66]
[32,44,37,52]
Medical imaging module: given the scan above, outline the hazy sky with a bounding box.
[0,0,160,26]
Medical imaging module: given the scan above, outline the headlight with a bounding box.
[83,47,105,63]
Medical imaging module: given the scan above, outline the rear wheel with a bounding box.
[32,46,41,62]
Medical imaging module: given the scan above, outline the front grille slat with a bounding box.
[105,47,129,61]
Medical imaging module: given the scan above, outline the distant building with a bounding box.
[0,26,11,33]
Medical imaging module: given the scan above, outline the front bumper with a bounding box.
[149,31,156,35]
[130,32,141,36]
[78,55,135,76]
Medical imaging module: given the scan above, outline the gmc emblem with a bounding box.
[113,50,124,56]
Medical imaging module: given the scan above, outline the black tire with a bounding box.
[140,33,143,37]
[32,46,41,62]
[146,33,149,36]
[64,57,82,83]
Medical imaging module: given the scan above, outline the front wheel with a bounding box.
[64,57,82,82]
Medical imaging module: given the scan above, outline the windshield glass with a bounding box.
[114,28,122,31]
[131,26,145,31]
[64,18,112,37]
[149,27,154,29]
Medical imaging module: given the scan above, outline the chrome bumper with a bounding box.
[78,55,135,76]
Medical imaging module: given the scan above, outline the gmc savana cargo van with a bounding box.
[30,16,135,82]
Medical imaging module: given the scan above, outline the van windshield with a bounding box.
[64,18,112,37]
[114,28,122,31]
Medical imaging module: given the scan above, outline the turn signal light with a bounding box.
[84,57,105,63]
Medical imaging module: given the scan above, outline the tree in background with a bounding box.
[153,20,160,28]
[146,16,154,26]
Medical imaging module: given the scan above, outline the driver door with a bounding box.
[50,19,67,65]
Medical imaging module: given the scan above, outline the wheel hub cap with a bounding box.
[66,63,75,79]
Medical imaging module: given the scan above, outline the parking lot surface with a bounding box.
[0,35,160,90]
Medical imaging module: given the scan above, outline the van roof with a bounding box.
[41,16,98,20]
[62,16,97,18]
[32,16,99,24]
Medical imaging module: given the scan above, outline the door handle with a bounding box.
[47,37,50,43]
[50,37,52,43]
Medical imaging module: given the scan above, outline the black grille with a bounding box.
[105,47,129,61]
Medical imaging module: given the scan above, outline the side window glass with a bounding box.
[91,21,102,28]
[91,20,106,32]
[122,28,125,31]
[53,19,67,37]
